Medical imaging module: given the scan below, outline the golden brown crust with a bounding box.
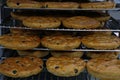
[0,33,40,50]
[11,12,28,20]
[7,0,44,8]
[80,1,116,9]
[62,16,100,29]
[41,35,81,50]
[0,56,43,78]
[46,56,86,77]
[17,50,49,58]
[86,52,119,59]
[82,34,120,49]
[51,51,83,58]
[87,58,120,80]
[44,2,79,8]
[23,16,61,29]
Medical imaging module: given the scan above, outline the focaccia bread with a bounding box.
[41,35,81,50]
[23,16,61,29]
[44,2,79,8]
[80,1,116,9]
[17,50,49,58]
[7,0,44,8]
[87,58,120,80]
[86,52,119,59]
[82,34,120,49]
[0,56,43,78]
[0,33,40,50]
[46,56,86,77]
[63,16,100,29]
[51,51,83,58]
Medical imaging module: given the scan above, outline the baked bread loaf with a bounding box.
[46,56,86,77]
[82,34,120,49]
[51,51,83,58]
[11,12,28,20]
[63,16,100,29]
[0,33,40,50]
[17,50,49,57]
[7,0,43,8]
[41,35,81,50]
[86,52,119,59]
[80,1,116,9]
[0,56,43,78]
[44,2,79,8]
[87,58,120,80]
[23,16,61,29]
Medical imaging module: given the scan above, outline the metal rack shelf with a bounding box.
[1,25,120,31]
[0,46,120,52]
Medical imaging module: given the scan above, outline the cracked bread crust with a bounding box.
[63,16,100,29]
[0,33,40,50]
[87,58,120,80]
[7,0,43,8]
[46,56,86,77]
[41,35,81,50]
[23,16,61,29]
[0,56,43,78]
[44,2,79,8]
[80,1,116,9]
[82,35,120,49]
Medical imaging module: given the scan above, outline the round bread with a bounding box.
[82,34,120,49]
[17,50,49,58]
[80,1,116,9]
[41,35,81,50]
[51,51,83,58]
[87,58,120,80]
[86,52,119,59]
[93,31,112,36]
[7,0,43,8]
[46,56,86,77]
[0,56,43,78]
[0,33,40,50]
[44,2,79,8]
[11,12,28,20]
[23,16,61,29]
[62,16,100,29]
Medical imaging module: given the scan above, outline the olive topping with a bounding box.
[55,66,59,69]
[22,41,26,43]
[16,3,20,5]
[12,70,17,74]
[74,69,78,73]
[39,65,42,69]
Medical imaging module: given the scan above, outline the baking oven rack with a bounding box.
[0,46,120,52]
[1,2,120,11]
[0,16,120,31]
[0,51,99,80]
